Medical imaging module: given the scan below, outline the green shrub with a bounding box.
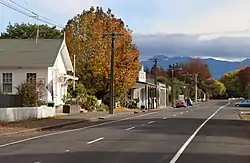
[96,103,109,111]
[16,81,39,107]
[77,94,98,111]
[62,92,73,105]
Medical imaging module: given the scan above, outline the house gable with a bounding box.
[53,38,73,72]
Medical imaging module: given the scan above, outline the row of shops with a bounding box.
[127,66,168,109]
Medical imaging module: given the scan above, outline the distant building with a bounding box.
[128,65,167,109]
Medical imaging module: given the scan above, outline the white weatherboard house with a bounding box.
[0,38,78,107]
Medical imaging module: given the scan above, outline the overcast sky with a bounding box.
[1,0,250,60]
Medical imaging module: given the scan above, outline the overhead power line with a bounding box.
[0,0,64,28]
[8,0,63,27]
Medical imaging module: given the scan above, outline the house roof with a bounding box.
[0,39,63,67]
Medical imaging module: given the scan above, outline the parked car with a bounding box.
[235,100,250,107]
[175,100,187,108]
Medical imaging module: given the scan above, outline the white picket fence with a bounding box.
[0,106,55,122]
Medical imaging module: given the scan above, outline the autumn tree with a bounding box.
[180,59,212,82]
[210,80,226,98]
[238,67,250,89]
[0,23,63,39]
[65,7,140,101]
[237,67,250,98]
[220,70,242,97]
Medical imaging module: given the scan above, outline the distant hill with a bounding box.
[141,56,248,79]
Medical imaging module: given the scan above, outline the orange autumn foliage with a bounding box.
[238,66,250,89]
[65,7,140,97]
[180,59,212,82]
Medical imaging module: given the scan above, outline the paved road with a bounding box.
[0,100,249,163]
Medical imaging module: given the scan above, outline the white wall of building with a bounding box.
[0,67,47,95]
[48,47,68,106]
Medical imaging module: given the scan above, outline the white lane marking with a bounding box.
[87,137,104,144]
[180,112,183,114]
[141,124,145,126]
[126,127,135,130]
[65,149,70,152]
[163,117,167,119]
[0,111,159,148]
[186,111,188,113]
[148,121,155,124]
[173,114,176,117]
[169,102,230,163]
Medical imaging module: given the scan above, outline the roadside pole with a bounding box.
[103,33,123,114]
[168,63,182,108]
[194,74,198,104]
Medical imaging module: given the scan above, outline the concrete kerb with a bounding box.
[0,119,90,137]
[0,110,143,137]
[238,111,250,120]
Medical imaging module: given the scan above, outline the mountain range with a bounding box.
[141,56,250,79]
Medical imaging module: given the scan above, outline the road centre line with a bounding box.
[87,137,104,144]
[148,121,155,124]
[126,127,135,130]
[169,101,230,163]
[0,111,159,148]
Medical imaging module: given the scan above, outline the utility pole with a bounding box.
[73,54,76,90]
[171,69,175,107]
[152,58,158,109]
[168,63,182,108]
[73,23,81,91]
[149,56,167,109]
[35,26,39,43]
[103,33,123,114]
[194,73,198,104]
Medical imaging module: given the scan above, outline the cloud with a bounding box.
[133,33,250,61]
[146,0,250,34]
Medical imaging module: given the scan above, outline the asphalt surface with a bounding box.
[0,100,249,163]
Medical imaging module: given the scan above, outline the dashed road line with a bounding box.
[180,112,183,114]
[126,127,135,130]
[173,114,176,117]
[163,117,167,119]
[148,121,155,124]
[87,137,104,145]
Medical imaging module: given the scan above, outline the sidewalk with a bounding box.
[0,108,147,137]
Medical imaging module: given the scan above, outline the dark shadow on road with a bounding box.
[123,118,250,139]
[0,151,249,163]
[29,116,250,140]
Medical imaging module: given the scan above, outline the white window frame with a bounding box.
[2,73,13,93]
